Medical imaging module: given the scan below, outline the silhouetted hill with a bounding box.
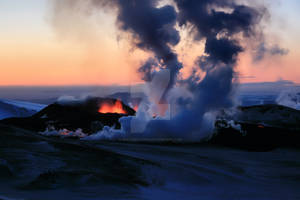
[0,97,135,134]
[213,104,300,151]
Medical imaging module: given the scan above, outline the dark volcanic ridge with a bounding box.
[1,99,300,151]
[213,104,300,151]
[0,97,136,135]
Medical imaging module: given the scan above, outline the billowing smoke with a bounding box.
[138,58,158,82]
[254,42,289,62]
[173,0,263,110]
[49,0,269,141]
[116,0,182,81]
[132,0,267,140]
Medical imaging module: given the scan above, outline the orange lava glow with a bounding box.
[133,105,139,112]
[98,100,127,114]
[258,125,265,129]
[60,129,70,136]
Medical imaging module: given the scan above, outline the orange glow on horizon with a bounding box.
[1,1,300,86]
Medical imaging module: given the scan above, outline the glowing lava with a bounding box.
[133,105,139,112]
[98,99,128,114]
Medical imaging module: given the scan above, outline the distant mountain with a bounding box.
[0,99,46,120]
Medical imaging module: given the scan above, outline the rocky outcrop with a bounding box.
[213,104,300,151]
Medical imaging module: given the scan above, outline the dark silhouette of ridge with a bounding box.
[0,97,135,134]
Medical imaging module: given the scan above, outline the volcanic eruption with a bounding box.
[0,97,136,135]
[47,0,289,141]
[98,99,128,114]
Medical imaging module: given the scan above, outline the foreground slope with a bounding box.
[1,124,300,200]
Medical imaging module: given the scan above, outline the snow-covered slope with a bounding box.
[276,88,300,110]
[0,99,46,120]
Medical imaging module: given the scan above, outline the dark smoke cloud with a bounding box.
[117,0,179,61]
[141,0,265,138]
[138,58,159,82]
[50,0,270,140]
[173,0,264,94]
[118,0,266,140]
[204,38,243,64]
[254,42,289,62]
[175,0,262,39]
[115,0,182,98]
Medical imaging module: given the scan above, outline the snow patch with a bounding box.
[276,88,300,110]
[0,99,46,120]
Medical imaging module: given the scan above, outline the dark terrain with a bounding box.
[1,100,300,199]
[0,97,135,134]
[1,101,300,151]
[1,124,300,200]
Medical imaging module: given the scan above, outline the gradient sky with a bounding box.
[0,0,299,86]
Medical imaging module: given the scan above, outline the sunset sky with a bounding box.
[0,0,299,86]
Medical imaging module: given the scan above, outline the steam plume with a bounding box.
[49,0,270,140]
[136,0,267,139]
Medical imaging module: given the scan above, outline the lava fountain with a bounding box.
[98,99,128,114]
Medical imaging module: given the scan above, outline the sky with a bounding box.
[0,0,299,86]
